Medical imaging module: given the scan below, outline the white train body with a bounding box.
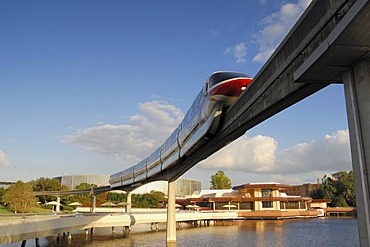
[109,72,252,188]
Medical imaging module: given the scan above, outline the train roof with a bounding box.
[210,71,252,78]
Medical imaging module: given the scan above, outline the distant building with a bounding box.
[175,178,202,197]
[165,182,324,218]
[0,181,15,189]
[53,175,110,190]
[131,178,201,197]
[284,183,320,197]
[182,182,312,211]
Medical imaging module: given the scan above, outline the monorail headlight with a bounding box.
[241,85,247,91]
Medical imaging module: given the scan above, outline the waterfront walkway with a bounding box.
[0,210,239,245]
[325,207,357,216]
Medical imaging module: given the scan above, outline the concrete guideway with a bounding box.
[0,211,239,244]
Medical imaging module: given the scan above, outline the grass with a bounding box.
[0,205,12,214]
[0,205,53,214]
[30,207,51,213]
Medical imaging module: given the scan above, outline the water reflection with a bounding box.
[6,218,359,247]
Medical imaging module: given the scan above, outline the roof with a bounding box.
[189,189,236,198]
[311,199,332,203]
[233,183,291,190]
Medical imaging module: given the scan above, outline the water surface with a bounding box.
[7,217,359,247]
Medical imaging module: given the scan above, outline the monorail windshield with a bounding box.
[208,72,250,88]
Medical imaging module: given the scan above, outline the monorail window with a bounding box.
[163,128,178,149]
[203,82,208,96]
[208,72,249,88]
[135,160,146,170]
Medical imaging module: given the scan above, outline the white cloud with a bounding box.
[200,135,277,172]
[276,130,351,173]
[226,42,247,64]
[267,174,302,185]
[199,130,351,176]
[251,49,274,64]
[62,101,183,165]
[62,99,351,181]
[252,0,312,63]
[0,150,10,167]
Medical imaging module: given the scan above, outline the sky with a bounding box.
[0,0,352,188]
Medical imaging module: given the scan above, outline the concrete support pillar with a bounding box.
[343,59,370,247]
[123,226,130,237]
[126,192,132,213]
[56,196,60,212]
[90,195,96,213]
[166,180,176,243]
[35,238,40,247]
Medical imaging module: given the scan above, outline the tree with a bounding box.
[0,187,5,204]
[2,181,37,213]
[75,183,97,190]
[68,183,108,207]
[107,192,126,202]
[30,177,63,191]
[332,171,356,206]
[321,175,337,200]
[310,171,356,207]
[131,191,165,208]
[210,170,232,189]
[68,183,96,206]
[30,177,67,204]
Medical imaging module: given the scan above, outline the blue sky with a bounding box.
[0,0,351,188]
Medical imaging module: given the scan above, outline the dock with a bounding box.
[237,210,321,220]
[325,207,357,217]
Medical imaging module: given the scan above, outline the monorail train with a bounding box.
[109,71,253,188]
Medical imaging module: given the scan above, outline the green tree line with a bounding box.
[131,191,165,208]
[0,178,166,212]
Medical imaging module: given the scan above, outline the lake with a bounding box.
[7,217,359,247]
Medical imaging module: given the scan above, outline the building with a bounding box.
[284,183,320,197]
[53,175,110,190]
[175,178,201,197]
[131,178,201,197]
[183,182,312,211]
[168,182,322,218]
[0,181,15,189]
